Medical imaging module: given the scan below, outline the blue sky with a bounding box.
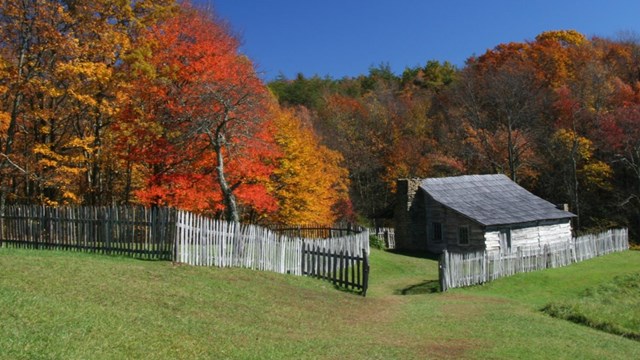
[193,1,640,80]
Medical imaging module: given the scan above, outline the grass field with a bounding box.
[542,272,640,340]
[1,247,639,359]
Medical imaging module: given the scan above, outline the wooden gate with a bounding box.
[301,242,369,296]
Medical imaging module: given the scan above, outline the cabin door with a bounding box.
[499,229,511,253]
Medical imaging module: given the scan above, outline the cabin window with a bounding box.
[458,226,470,245]
[432,222,442,243]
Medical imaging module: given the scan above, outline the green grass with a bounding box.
[541,272,640,340]
[1,247,640,359]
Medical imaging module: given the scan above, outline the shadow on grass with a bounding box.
[333,283,367,297]
[396,280,441,295]
[385,249,440,261]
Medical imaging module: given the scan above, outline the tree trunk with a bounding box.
[571,138,581,230]
[213,133,239,222]
[123,152,132,204]
[571,154,580,229]
[507,121,517,182]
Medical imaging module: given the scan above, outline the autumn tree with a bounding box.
[360,63,399,93]
[270,105,350,224]
[118,3,277,221]
[0,0,76,206]
[315,93,385,217]
[0,0,175,207]
[599,104,640,233]
[270,60,462,220]
[452,57,546,185]
[548,128,612,228]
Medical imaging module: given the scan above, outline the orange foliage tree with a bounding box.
[116,4,277,220]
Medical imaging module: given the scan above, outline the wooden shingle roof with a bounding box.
[420,174,575,226]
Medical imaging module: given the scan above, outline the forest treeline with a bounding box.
[270,30,640,238]
[1,2,638,238]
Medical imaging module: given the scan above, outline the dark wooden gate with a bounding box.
[300,242,369,296]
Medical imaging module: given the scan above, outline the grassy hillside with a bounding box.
[542,272,640,341]
[1,247,639,359]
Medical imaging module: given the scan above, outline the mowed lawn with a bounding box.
[1,247,639,359]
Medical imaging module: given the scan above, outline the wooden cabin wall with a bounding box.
[425,193,484,253]
[485,219,573,253]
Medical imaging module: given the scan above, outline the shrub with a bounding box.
[369,234,386,250]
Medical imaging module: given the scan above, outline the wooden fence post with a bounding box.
[544,243,551,269]
[439,250,448,292]
[331,247,337,285]
[301,241,306,276]
[170,208,178,262]
[362,248,369,297]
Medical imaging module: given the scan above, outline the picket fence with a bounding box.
[370,227,395,249]
[0,205,371,295]
[175,211,369,273]
[439,228,629,291]
[0,205,175,259]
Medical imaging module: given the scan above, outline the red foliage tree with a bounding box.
[115,4,277,219]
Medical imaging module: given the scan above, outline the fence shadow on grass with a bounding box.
[396,280,441,295]
[385,249,440,261]
[334,284,367,296]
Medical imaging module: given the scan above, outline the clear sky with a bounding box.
[193,0,640,80]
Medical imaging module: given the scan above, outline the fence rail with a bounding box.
[439,228,629,291]
[269,223,359,239]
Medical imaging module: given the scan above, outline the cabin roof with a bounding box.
[420,174,575,226]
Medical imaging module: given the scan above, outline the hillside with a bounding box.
[1,248,639,359]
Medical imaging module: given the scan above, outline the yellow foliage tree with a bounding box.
[270,105,350,225]
[535,30,587,46]
[553,129,612,190]
[551,129,612,228]
[0,0,174,206]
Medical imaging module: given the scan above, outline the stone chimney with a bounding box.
[394,178,421,249]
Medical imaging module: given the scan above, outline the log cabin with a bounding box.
[395,174,575,253]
